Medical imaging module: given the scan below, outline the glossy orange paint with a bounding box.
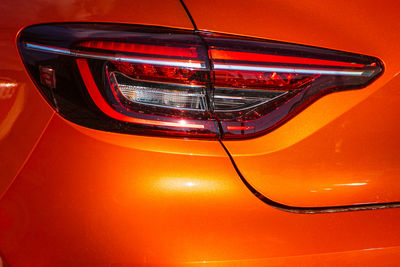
[0,0,193,196]
[2,115,400,266]
[1,0,400,266]
[185,0,400,207]
[0,31,54,199]
[222,76,400,208]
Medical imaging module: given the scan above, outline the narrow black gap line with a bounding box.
[197,35,215,113]
[167,6,400,213]
[176,3,400,213]
[179,0,198,30]
[218,140,400,214]
[197,36,224,138]
[190,23,225,138]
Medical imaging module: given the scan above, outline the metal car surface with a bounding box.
[1,0,400,266]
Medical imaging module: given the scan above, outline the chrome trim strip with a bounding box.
[25,43,72,55]
[214,63,372,76]
[24,43,371,76]
[24,42,206,69]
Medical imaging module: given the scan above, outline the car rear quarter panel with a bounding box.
[1,115,400,265]
[1,0,400,266]
[184,0,400,207]
[0,0,193,197]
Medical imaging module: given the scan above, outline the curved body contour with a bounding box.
[1,0,400,265]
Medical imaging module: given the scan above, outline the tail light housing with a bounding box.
[18,24,383,139]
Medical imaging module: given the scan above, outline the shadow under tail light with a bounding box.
[17,24,383,139]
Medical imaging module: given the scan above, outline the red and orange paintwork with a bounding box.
[1,0,400,265]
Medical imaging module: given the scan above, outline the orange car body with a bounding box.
[1,0,400,266]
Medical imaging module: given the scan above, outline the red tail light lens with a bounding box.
[203,35,382,138]
[18,24,217,138]
[18,24,383,139]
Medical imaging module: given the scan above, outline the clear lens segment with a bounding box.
[213,88,286,111]
[110,72,207,111]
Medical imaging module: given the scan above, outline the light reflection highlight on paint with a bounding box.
[0,81,25,140]
[0,81,17,100]
[334,182,367,186]
[310,181,368,193]
[152,177,228,193]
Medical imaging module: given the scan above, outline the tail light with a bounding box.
[18,24,383,139]
[204,34,382,138]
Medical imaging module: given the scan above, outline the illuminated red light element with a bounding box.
[227,126,255,131]
[213,70,320,89]
[112,61,205,85]
[78,41,199,58]
[210,49,366,68]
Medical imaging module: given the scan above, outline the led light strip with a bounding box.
[213,63,373,76]
[78,41,199,58]
[23,42,206,69]
[210,49,366,68]
[24,42,370,76]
